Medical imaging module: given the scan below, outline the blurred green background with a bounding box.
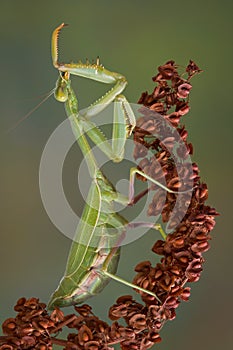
[0,1,232,349]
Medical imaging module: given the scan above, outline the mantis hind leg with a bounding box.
[95,216,162,303]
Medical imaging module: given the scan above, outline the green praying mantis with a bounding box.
[48,23,187,309]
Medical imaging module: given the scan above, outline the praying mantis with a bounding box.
[48,23,186,309]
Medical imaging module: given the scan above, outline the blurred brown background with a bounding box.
[0,1,232,349]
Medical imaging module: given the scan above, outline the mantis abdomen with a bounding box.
[48,173,128,309]
[48,243,121,308]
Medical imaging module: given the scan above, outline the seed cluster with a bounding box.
[1,61,218,349]
[108,60,218,348]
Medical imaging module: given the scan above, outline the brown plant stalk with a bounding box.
[1,60,218,350]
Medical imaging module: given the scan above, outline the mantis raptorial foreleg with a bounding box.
[53,23,135,163]
[72,94,135,163]
[48,24,192,309]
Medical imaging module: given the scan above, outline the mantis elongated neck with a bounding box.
[64,82,99,178]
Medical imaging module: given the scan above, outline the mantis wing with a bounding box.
[48,180,102,308]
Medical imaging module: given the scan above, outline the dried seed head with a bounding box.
[0,60,218,350]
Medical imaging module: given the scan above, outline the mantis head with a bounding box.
[54,71,70,103]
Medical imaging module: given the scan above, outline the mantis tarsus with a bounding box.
[48,23,187,309]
